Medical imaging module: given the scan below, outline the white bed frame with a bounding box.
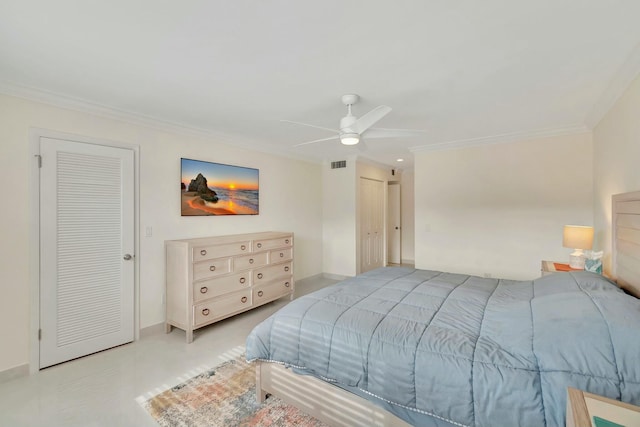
[254,191,640,426]
[255,362,411,427]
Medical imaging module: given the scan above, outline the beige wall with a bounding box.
[414,133,594,280]
[0,94,324,374]
[593,73,640,276]
[322,159,357,276]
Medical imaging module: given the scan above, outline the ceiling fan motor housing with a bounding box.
[341,94,360,106]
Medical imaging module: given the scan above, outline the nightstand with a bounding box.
[566,387,640,427]
[541,260,582,277]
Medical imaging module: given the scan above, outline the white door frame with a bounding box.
[387,182,401,264]
[29,128,140,373]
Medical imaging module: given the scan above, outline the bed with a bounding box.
[246,192,640,427]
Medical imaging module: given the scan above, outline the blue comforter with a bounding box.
[246,267,640,426]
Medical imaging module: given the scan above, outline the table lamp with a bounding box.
[562,225,594,269]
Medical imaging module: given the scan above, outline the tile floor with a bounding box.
[0,276,338,427]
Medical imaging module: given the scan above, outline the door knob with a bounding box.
[123,254,133,260]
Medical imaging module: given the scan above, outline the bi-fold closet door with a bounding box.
[360,177,384,273]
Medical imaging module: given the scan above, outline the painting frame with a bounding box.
[180,158,259,216]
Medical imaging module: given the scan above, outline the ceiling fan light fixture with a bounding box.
[340,133,360,145]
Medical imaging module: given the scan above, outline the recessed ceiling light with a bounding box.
[396,158,404,162]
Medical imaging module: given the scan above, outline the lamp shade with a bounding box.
[562,225,594,250]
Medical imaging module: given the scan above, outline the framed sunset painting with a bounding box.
[180,158,259,216]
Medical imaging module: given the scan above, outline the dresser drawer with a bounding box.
[253,278,293,303]
[234,252,268,271]
[254,236,292,251]
[193,272,251,302]
[193,257,232,281]
[253,262,292,284]
[269,248,292,263]
[193,241,251,261]
[193,289,252,326]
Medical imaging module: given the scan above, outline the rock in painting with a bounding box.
[187,173,218,203]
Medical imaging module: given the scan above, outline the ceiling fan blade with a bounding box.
[356,140,368,152]
[281,119,339,134]
[293,135,340,147]
[352,105,392,134]
[363,127,427,139]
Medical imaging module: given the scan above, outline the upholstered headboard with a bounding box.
[612,191,640,298]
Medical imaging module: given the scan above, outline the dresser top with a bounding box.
[166,231,292,246]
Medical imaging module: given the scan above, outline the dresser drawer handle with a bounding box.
[200,287,208,294]
[257,290,264,297]
[240,277,246,284]
[241,296,248,303]
[249,258,254,264]
[285,281,290,287]
[257,243,262,248]
[257,273,263,279]
[285,239,290,244]
[201,308,210,316]
[200,249,207,256]
[241,245,246,251]
[284,266,290,272]
[209,265,216,272]
[279,252,284,258]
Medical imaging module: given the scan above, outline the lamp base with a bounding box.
[569,249,585,269]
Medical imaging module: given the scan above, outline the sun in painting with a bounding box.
[229,183,236,190]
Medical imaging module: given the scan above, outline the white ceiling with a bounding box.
[2,1,640,169]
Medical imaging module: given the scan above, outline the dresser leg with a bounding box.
[165,323,172,333]
[186,329,193,343]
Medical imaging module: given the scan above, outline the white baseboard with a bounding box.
[322,272,350,281]
[295,273,324,283]
[0,363,29,384]
[139,322,166,338]
[296,272,350,283]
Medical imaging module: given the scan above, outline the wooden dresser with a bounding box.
[165,231,294,342]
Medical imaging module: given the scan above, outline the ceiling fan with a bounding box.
[283,94,426,147]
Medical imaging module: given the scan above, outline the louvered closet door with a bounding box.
[39,137,134,369]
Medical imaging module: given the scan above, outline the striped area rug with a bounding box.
[136,347,327,427]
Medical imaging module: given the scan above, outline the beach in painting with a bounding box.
[181,189,259,215]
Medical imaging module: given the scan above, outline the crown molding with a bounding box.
[0,79,236,140]
[584,42,640,129]
[0,79,322,165]
[409,125,590,153]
